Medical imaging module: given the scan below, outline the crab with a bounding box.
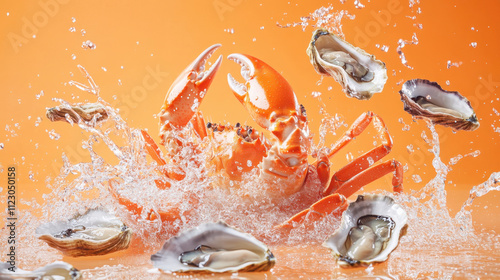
[108,44,404,231]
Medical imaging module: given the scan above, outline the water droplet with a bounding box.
[47,129,61,140]
[81,29,86,36]
[354,0,365,8]
[191,98,200,112]
[260,26,265,30]
[69,27,76,32]
[470,42,477,48]
[367,157,374,166]
[71,17,76,23]
[71,54,77,60]
[81,40,96,50]
[101,67,107,72]
[346,152,354,162]
[35,117,42,127]
[446,80,450,86]
[247,160,252,167]
[407,144,414,153]
[118,79,122,86]
[0,143,4,149]
[312,91,321,98]
[447,60,462,69]
[36,90,44,99]
[29,171,35,181]
[412,174,422,183]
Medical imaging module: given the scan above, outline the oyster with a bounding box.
[0,261,81,280]
[307,29,388,100]
[36,208,132,257]
[46,102,108,124]
[151,222,275,273]
[324,194,407,267]
[399,79,479,131]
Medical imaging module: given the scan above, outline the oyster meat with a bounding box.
[324,194,407,267]
[399,79,479,131]
[151,222,275,273]
[307,29,388,100]
[0,261,81,280]
[36,208,132,257]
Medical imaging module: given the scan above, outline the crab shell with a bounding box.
[36,208,132,257]
[307,29,388,100]
[151,222,276,273]
[323,194,408,267]
[0,261,82,280]
[399,79,479,131]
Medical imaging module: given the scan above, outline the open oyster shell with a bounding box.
[399,79,479,131]
[324,194,407,267]
[307,29,388,100]
[36,208,132,257]
[0,261,81,280]
[151,222,275,273]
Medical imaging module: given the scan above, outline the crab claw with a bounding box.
[159,44,223,132]
[227,54,311,195]
[227,54,301,130]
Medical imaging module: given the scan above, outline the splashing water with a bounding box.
[397,33,419,69]
[2,66,499,278]
[276,5,355,38]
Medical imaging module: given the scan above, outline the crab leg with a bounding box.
[332,159,403,198]
[141,129,185,182]
[277,193,348,230]
[322,111,403,197]
[108,179,180,223]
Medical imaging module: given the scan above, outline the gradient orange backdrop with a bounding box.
[1,0,499,234]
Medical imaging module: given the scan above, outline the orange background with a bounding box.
[1,0,499,232]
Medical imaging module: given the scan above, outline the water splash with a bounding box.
[276,5,354,38]
[2,65,499,278]
[455,172,500,233]
[397,33,419,69]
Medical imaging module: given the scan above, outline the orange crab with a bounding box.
[109,44,403,230]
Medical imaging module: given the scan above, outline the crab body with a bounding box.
[110,45,404,232]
